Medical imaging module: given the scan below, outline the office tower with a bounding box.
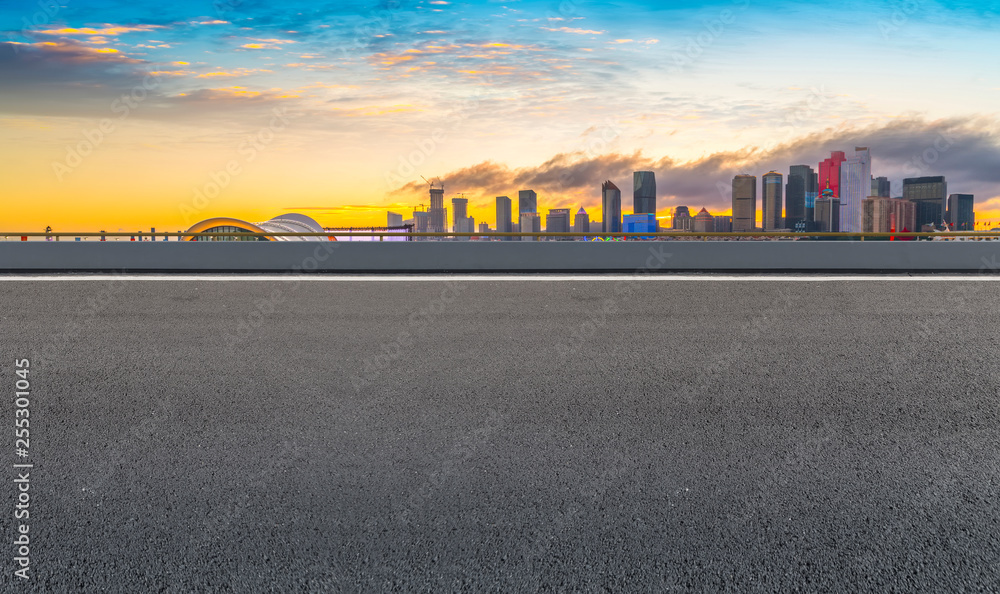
[837,147,871,233]
[518,190,537,215]
[762,171,783,230]
[787,165,816,228]
[478,222,490,233]
[546,208,571,236]
[387,211,403,227]
[519,212,540,241]
[732,174,757,231]
[714,216,732,233]
[429,183,446,233]
[947,194,975,230]
[412,211,429,239]
[602,181,622,233]
[693,208,715,233]
[672,206,693,231]
[815,190,840,232]
[863,197,916,233]
[903,176,947,229]
[451,197,468,232]
[495,196,512,239]
[819,151,847,197]
[573,207,590,233]
[633,171,656,214]
[871,176,891,198]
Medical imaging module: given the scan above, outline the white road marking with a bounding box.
[1,274,1000,282]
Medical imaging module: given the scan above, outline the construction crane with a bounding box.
[421,175,443,191]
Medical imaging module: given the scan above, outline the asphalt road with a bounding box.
[2,276,1000,592]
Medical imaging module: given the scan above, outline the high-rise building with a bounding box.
[546,208,571,235]
[672,206,693,231]
[495,196,512,239]
[518,212,540,241]
[633,171,656,214]
[862,196,916,233]
[762,171,783,230]
[815,190,840,232]
[451,197,468,232]
[387,211,403,227]
[429,183,446,233]
[819,151,847,198]
[602,181,622,233]
[732,174,757,231]
[714,216,732,233]
[692,208,715,233]
[412,210,429,239]
[871,176,891,198]
[518,190,537,215]
[947,194,975,231]
[787,165,816,228]
[573,207,590,234]
[838,147,871,233]
[903,176,947,229]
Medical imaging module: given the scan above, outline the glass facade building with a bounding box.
[838,147,871,233]
[904,176,947,229]
[633,171,656,215]
[762,171,783,230]
[602,181,622,233]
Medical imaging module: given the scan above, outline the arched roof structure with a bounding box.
[185,213,335,241]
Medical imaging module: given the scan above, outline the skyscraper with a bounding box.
[429,183,446,233]
[762,171,783,230]
[819,151,847,197]
[903,176,947,229]
[451,197,468,232]
[413,211,429,235]
[519,212,540,241]
[787,165,816,228]
[495,196,512,239]
[732,174,757,232]
[947,194,975,230]
[871,176,891,198]
[518,190,537,215]
[633,171,656,214]
[573,207,590,234]
[546,208,571,235]
[387,211,403,227]
[839,147,871,233]
[602,181,622,233]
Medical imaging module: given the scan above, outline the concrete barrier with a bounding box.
[1,241,999,272]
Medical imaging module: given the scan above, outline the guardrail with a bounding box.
[5,231,1000,240]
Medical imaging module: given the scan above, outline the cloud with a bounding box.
[541,27,605,35]
[390,117,1000,215]
[35,24,167,36]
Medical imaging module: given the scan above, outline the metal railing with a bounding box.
[3,231,1000,240]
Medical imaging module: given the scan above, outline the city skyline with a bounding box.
[2,1,999,232]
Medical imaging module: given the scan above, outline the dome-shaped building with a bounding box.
[185,213,333,241]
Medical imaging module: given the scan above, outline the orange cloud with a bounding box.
[37,24,166,36]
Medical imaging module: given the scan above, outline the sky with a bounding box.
[1,0,999,232]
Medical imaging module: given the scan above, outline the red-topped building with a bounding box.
[818,151,846,197]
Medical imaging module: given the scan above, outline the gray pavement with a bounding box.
[2,277,1000,591]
